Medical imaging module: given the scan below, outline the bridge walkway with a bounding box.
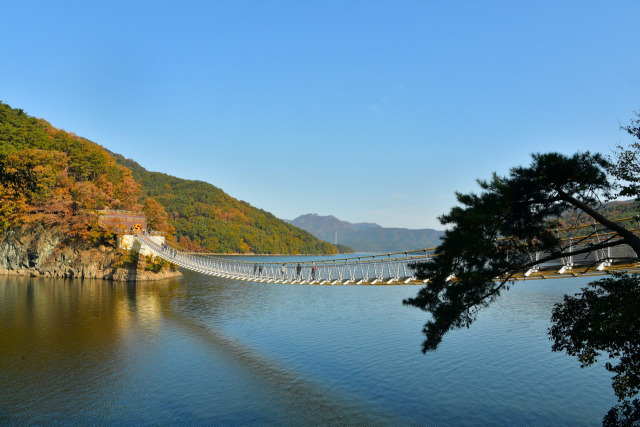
[135,222,640,285]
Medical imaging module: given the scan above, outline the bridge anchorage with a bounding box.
[134,218,640,285]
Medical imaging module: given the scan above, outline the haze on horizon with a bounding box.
[1,1,639,229]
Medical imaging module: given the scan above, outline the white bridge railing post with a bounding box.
[133,228,640,285]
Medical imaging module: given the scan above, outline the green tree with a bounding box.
[611,111,640,201]
[550,273,640,426]
[0,153,38,192]
[404,114,640,425]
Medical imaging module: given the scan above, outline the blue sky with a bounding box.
[1,1,639,229]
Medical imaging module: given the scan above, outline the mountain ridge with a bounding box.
[286,213,444,253]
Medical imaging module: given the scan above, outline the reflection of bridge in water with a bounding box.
[135,220,640,285]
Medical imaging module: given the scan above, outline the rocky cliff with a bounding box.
[0,226,181,281]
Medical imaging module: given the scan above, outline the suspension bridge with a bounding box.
[133,218,640,285]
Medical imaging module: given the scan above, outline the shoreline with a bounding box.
[183,252,353,256]
[0,267,183,282]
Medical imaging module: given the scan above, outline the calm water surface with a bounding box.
[0,258,617,426]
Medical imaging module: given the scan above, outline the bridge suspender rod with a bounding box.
[135,225,640,284]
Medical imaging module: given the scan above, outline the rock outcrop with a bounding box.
[0,226,181,281]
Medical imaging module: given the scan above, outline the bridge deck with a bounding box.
[134,232,640,285]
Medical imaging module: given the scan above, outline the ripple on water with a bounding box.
[0,273,617,426]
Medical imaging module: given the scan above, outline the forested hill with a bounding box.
[557,199,640,237]
[0,101,152,242]
[559,200,639,225]
[109,152,336,254]
[0,100,334,254]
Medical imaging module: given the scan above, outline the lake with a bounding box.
[0,259,617,426]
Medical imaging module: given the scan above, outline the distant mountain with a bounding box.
[286,214,444,253]
[288,214,380,236]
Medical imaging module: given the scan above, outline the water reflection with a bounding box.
[0,274,393,425]
[0,272,618,426]
[0,276,183,355]
[0,276,183,422]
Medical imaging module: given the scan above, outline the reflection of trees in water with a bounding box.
[0,275,185,419]
[0,275,183,360]
[0,273,393,426]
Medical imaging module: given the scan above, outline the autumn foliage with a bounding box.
[1,101,335,254]
[0,101,169,243]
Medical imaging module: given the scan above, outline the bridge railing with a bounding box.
[135,232,435,284]
[134,222,640,284]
